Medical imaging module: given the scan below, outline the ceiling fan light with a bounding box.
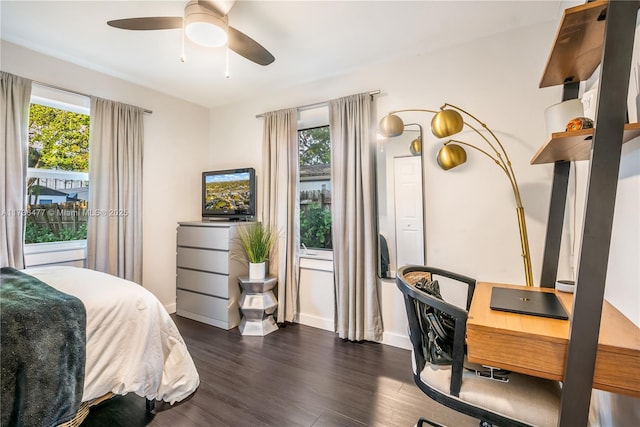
[184,1,229,48]
[185,21,227,47]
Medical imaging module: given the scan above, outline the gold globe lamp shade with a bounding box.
[437,143,467,170]
[409,137,422,156]
[378,103,535,287]
[379,114,405,138]
[431,109,464,139]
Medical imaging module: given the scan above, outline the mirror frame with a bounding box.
[375,123,427,279]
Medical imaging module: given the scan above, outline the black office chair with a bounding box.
[379,233,390,278]
[396,265,561,427]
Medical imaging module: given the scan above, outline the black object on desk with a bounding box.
[490,287,569,320]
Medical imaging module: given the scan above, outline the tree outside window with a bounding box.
[26,104,90,243]
[299,126,332,250]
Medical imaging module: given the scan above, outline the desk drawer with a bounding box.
[177,267,230,298]
[177,247,229,274]
[177,225,230,250]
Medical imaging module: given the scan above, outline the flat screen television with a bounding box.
[202,168,256,221]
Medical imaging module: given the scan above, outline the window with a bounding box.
[25,87,90,244]
[298,125,332,250]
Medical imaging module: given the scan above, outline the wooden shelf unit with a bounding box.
[531,123,640,164]
[533,0,638,424]
[539,0,608,88]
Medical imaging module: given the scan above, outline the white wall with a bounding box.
[297,256,334,331]
[2,41,210,311]
[569,127,640,329]
[208,16,639,352]
[207,21,565,345]
[606,138,640,326]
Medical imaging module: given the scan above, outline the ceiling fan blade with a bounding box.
[198,0,237,17]
[228,26,275,66]
[107,17,183,31]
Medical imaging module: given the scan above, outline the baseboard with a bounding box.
[382,331,411,350]
[296,313,334,332]
[296,314,410,350]
[165,302,176,314]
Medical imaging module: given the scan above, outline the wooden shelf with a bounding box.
[539,0,608,88]
[531,123,640,164]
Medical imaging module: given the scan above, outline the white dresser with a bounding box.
[176,221,248,329]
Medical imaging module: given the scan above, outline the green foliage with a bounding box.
[300,203,332,249]
[28,104,90,171]
[237,223,277,263]
[25,223,87,244]
[299,126,330,166]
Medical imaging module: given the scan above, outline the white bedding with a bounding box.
[23,266,200,404]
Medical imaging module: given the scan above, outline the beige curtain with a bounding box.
[1,71,31,269]
[87,97,144,283]
[262,108,300,323]
[329,92,383,342]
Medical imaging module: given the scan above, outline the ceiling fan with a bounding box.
[107,0,274,66]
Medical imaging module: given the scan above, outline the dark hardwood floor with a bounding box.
[81,316,477,427]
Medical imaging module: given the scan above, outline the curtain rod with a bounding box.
[32,80,153,114]
[255,90,380,118]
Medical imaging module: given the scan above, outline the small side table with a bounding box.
[238,275,278,336]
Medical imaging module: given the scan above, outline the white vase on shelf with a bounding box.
[249,262,266,280]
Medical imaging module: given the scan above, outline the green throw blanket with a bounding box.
[0,267,86,427]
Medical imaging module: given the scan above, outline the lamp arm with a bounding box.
[448,138,532,286]
[442,102,505,149]
[447,139,521,207]
[444,103,515,170]
[459,120,505,161]
[444,103,525,208]
[393,104,510,171]
[445,139,505,172]
[389,108,441,115]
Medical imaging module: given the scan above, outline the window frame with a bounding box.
[298,124,333,254]
[25,85,90,247]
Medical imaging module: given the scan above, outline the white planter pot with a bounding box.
[249,262,266,280]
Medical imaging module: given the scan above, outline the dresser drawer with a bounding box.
[177,225,230,250]
[177,268,230,298]
[177,247,230,274]
[176,289,240,330]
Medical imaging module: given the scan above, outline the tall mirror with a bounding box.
[376,124,426,279]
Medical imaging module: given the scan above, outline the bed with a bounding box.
[0,266,200,426]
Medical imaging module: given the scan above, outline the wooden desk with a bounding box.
[466,282,640,397]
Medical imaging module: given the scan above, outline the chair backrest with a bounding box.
[379,234,390,277]
[396,265,476,397]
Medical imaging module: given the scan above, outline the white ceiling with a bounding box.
[1,0,571,109]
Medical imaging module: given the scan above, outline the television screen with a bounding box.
[202,168,256,220]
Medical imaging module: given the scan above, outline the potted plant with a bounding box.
[236,222,277,279]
